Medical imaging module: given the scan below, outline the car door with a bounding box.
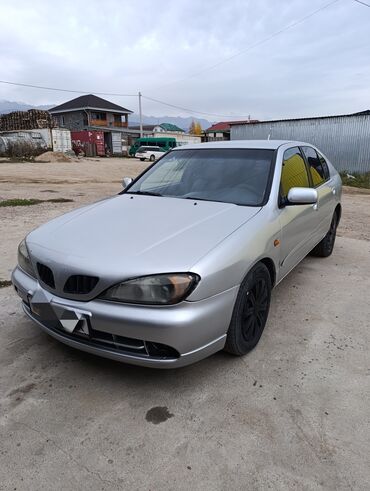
[278,146,319,280]
[301,146,334,243]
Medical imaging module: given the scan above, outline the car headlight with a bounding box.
[100,273,199,305]
[18,239,36,278]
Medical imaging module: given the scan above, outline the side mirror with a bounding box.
[287,187,317,205]
[122,177,133,189]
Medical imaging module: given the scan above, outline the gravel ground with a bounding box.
[0,158,369,490]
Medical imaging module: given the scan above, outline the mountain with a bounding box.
[0,100,214,130]
[0,100,52,114]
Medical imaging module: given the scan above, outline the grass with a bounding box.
[0,198,74,207]
[0,280,12,288]
[340,171,370,189]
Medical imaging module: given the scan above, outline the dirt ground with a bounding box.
[0,157,369,490]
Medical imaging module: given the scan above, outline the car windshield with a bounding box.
[127,148,275,206]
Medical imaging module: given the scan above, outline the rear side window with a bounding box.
[317,151,330,180]
[302,146,329,186]
[280,147,310,199]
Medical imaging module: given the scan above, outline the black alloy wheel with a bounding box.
[225,262,272,356]
[310,212,338,257]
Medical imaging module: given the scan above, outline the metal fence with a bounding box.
[231,114,370,173]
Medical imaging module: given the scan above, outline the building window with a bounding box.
[91,112,106,120]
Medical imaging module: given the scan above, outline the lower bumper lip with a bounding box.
[12,266,238,368]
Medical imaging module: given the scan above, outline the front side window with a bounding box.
[280,147,309,199]
[127,148,275,206]
[302,146,327,187]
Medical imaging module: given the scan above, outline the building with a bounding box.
[128,122,201,145]
[49,94,133,155]
[205,119,258,141]
[153,123,185,134]
[230,111,370,173]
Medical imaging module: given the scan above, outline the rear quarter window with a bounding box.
[302,146,329,186]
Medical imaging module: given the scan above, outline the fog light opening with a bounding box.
[145,341,180,359]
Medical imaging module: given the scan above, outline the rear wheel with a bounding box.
[225,263,271,356]
[310,212,338,257]
[149,154,156,162]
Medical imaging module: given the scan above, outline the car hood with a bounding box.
[27,194,260,283]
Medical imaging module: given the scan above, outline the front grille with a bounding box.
[77,324,180,359]
[64,275,99,294]
[37,262,55,289]
[23,301,180,360]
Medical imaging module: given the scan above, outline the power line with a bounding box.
[353,0,370,7]
[0,80,137,97]
[151,0,341,91]
[0,79,245,119]
[142,95,248,119]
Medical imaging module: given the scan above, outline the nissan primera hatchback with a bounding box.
[12,141,342,368]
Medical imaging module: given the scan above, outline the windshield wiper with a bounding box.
[184,196,225,203]
[127,191,163,197]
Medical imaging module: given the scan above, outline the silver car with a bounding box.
[12,141,342,368]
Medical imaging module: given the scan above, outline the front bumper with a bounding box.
[12,266,238,368]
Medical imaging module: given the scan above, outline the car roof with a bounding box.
[171,140,311,151]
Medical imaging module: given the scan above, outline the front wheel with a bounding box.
[310,212,338,257]
[224,263,272,356]
[140,158,145,161]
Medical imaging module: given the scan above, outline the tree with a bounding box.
[189,119,202,135]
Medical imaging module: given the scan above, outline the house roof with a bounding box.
[206,120,258,132]
[158,123,185,132]
[49,94,133,114]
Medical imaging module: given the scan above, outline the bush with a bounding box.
[5,140,46,160]
[340,171,370,189]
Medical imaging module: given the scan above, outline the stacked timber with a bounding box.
[0,109,55,131]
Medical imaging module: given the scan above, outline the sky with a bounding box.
[0,0,370,121]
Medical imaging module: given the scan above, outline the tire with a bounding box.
[149,154,156,162]
[310,212,338,257]
[140,158,145,161]
[224,262,272,356]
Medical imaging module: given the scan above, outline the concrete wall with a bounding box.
[152,130,201,144]
[54,111,88,131]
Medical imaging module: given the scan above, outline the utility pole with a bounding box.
[138,91,143,137]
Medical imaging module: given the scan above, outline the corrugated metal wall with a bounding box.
[231,115,370,173]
